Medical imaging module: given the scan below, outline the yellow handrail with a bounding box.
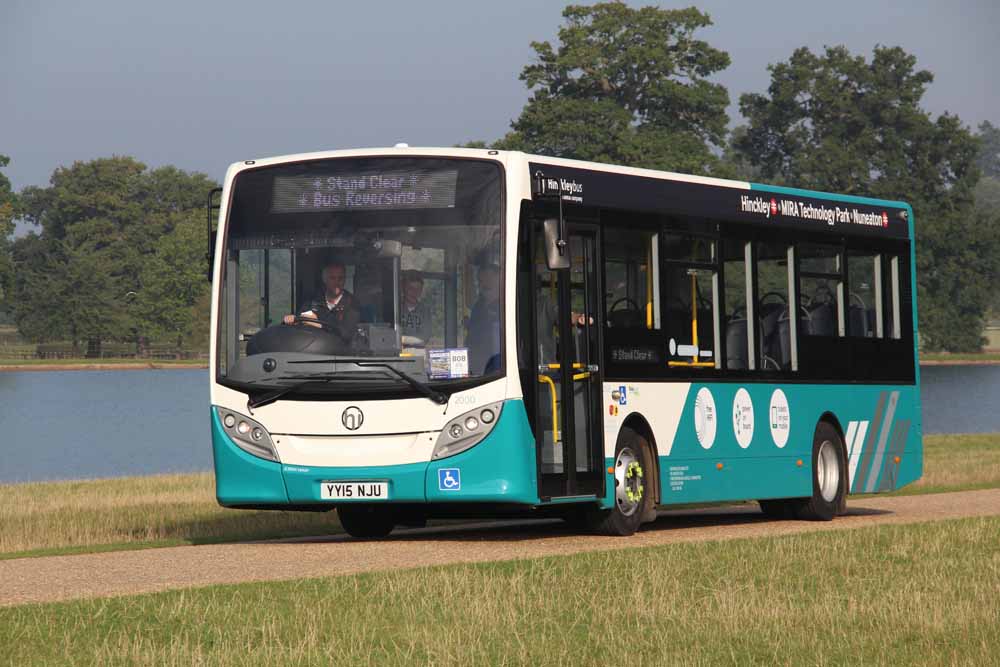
[537,374,559,443]
[669,273,714,368]
[537,368,592,444]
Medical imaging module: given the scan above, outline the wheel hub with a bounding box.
[615,447,644,516]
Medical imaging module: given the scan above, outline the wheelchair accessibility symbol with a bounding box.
[438,468,461,491]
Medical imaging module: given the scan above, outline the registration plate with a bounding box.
[320,481,389,501]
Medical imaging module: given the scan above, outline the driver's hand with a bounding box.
[283,314,296,325]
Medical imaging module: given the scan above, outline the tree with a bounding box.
[488,2,733,176]
[735,45,993,351]
[134,211,210,348]
[0,155,16,315]
[13,157,217,353]
[978,121,1000,179]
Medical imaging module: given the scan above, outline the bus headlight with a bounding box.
[432,401,504,460]
[216,408,279,462]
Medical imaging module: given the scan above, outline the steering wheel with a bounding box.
[286,315,338,333]
[609,297,640,312]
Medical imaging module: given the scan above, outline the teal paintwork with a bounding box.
[211,408,289,506]
[424,400,539,504]
[649,382,922,506]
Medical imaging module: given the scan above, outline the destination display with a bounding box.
[271,170,458,213]
[529,162,909,239]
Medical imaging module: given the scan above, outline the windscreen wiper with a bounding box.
[246,365,448,410]
[247,377,333,410]
[352,361,448,405]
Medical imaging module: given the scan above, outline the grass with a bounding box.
[1,433,998,561]
[0,473,340,559]
[920,352,1000,363]
[1,517,998,666]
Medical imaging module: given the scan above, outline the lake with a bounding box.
[1,365,998,484]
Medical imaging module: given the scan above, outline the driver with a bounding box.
[283,261,360,344]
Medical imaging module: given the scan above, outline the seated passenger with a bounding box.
[466,263,501,374]
[283,261,360,345]
[400,270,433,346]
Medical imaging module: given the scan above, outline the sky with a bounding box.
[2,0,997,195]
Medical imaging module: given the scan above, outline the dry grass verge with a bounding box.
[1,517,998,666]
[0,473,339,557]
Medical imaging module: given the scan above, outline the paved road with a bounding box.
[3,488,1000,607]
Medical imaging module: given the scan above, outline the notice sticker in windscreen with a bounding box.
[271,170,458,213]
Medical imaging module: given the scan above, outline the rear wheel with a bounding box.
[337,505,396,538]
[795,421,847,521]
[587,428,652,536]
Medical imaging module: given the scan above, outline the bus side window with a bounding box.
[723,240,751,370]
[799,244,844,338]
[604,229,660,330]
[756,243,793,370]
[847,252,881,338]
[888,255,902,339]
[662,234,719,369]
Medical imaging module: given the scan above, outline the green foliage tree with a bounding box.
[13,157,217,354]
[0,154,16,315]
[488,2,733,176]
[735,45,993,352]
[134,211,210,349]
[977,121,1000,179]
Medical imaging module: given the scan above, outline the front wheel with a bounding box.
[795,421,847,521]
[587,428,653,536]
[337,505,396,539]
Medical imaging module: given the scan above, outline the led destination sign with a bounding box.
[271,170,458,213]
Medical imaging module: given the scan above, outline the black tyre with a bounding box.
[586,428,653,536]
[795,421,847,521]
[337,505,396,538]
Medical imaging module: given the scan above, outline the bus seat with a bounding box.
[809,302,836,337]
[726,316,748,369]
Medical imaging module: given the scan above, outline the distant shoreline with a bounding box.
[1,358,998,372]
[0,362,207,372]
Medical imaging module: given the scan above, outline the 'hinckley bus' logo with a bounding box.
[740,194,891,229]
[342,406,364,431]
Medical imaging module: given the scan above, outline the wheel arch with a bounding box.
[619,413,661,507]
[816,411,848,513]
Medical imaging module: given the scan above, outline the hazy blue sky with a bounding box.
[2,0,997,192]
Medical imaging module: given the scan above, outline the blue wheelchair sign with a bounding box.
[438,468,461,491]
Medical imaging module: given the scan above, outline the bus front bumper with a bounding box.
[211,400,539,508]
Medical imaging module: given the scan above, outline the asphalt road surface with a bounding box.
[3,488,999,607]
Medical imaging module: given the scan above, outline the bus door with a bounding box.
[534,224,604,499]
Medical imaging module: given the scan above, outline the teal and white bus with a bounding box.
[208,146,921,538]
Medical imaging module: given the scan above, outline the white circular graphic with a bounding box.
[769,388,791,448]
[732,388,754,449]
[694,387,717,449]
[669,338,677,355]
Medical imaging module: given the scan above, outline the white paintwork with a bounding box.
[278,432,438,468]
[209,147,748,468]
[602,382,691,458]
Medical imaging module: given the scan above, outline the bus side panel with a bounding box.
[604,382,921,506]
[425,400,538,504]
[211,408,290,506]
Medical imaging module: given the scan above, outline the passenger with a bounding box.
[400,270,433,346]
[283,261,360,345]
[466,263,501,374]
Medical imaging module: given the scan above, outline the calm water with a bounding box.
[0,365,998,484]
